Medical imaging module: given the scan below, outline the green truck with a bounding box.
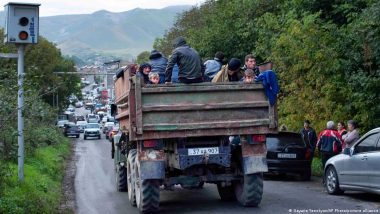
[111,65,278,213]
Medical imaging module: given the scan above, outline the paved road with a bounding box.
[73,134,380,214]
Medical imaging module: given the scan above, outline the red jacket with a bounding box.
[317,129,344,154]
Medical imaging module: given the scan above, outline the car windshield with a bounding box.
[77,121,87,125]
[266,133,305,151]
[86,124,99,129]
[58,120,68,125]
[68,125,78,129]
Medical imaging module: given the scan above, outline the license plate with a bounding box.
[188,147,219,156]
[277,153,297,158]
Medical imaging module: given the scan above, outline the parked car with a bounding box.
[83,123,101,140]
[108,126,119,141]
[324,127,380,195]
[76,121,88,133]
[63,124,80,138]
[266,132,312,180]
[57,120,69,128]
[103,122,114,134]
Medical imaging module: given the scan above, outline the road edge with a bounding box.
[59,139,77,213]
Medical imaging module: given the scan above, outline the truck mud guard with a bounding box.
[241,140,268,174]
[138,149,165,180]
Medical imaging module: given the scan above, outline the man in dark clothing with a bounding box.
[317,121,344,167]
[212,58,244,82]
[148,50,168,84]
[300,120,318,161]
[165,37,203,84]
[243,54,260,77]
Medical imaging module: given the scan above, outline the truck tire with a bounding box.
[234,173,263,207]
[127,149,137,206]
[134,162,160,213]
[217,183,236,201]
[116,165,128,192]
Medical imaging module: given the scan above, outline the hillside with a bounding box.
[0,6,191,63]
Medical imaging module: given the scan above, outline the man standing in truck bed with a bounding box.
[165,36,203,84]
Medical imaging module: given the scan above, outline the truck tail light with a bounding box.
[143,140,157,148]
[252,135,266,143]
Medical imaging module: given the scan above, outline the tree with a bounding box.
[136,51,150,64]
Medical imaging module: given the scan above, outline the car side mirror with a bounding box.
[343,148,351,155]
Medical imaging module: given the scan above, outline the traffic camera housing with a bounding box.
[4,2,40,44]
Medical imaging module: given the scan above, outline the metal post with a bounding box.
[17,44,25,182]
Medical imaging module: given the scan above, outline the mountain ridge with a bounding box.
[0,5,191,64]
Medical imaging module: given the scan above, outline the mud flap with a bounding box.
[138,149,165,180]
[241,141,268,174]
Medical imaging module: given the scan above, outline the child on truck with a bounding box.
[242,69,255,83]
[149,72,160,84]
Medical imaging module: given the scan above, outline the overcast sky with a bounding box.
[0,0,205,17]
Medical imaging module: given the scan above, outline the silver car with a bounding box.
[324,127,380,195]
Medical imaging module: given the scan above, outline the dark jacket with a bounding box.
[300,127,318,151]
[317,129,343,155]
[255,70,279,106]
[136,72,150,84]
[149,51,168,84]
[165,37,202,82]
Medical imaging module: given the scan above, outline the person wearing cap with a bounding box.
[203,51,225,82]
[212,58,244,82]
[165,36,203,84]
[148,49,168,84]
[243,54,260,77]
[300,120,318,161]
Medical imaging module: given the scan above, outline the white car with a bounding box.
[325,127,380,195]
[57,120,69,128]
[103,122,115,134]
[76,121,88,133]
[83,123,101,140]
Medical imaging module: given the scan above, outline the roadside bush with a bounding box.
[0,140,70,214]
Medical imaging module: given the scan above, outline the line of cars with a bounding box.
[265,128,380,196]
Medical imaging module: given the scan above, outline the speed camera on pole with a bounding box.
[2,2,40,182]
[4,2,40,44]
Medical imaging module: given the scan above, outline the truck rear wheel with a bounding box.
[234,173,263,207]
[217,183,236,201]
[127,149,137,206]
[134,162,160,213]
[116,164,128,192]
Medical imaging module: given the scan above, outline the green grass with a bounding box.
[0,140,71,214]
[311,157,324,177]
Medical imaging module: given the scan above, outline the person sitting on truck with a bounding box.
[165,36,203,84]
[148,72,160,85]
[149,50,168,84]
[242,69,255,84]
[203,51,225,82]
[243,54,260,77]
[212,58,244,82]
[137,62,152,84]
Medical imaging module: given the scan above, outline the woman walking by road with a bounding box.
[342,120,360,148]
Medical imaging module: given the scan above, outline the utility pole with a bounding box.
[17,44,25,181]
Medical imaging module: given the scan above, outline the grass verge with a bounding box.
[0,139,71,214]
